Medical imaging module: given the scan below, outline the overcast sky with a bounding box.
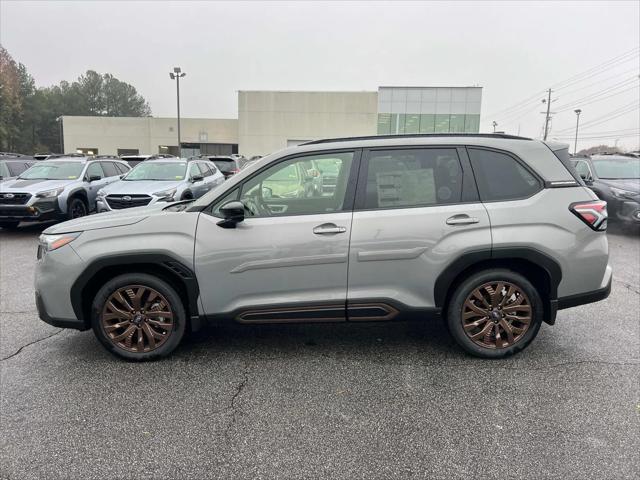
[1,0,638,150]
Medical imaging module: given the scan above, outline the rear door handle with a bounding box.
[446,214,479,226]
[313,223,347,235]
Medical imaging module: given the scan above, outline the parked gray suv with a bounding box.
[0,156,130,229]
[34,134,611,360]
[96,157,224,212]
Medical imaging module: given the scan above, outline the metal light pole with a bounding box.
[169,67,186,155]
[573,109,582,155]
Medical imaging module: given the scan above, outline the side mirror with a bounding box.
[579,172,593,184]
[216,201,245,229]
[89,175,102,182]
[191,174,204,183]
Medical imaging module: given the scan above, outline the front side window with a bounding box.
[19,161,84,180]
[468,148,541,202]
[101,162,119,177]
[7,162,27,176]
[573,160,592,179]
[238,152,354,217]
[124,162,187,181]
[86,162,105,180]
[363,149,463,209]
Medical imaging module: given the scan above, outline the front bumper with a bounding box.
[0,199,63,222]
[36,291,87,330]
[611,198,640,223]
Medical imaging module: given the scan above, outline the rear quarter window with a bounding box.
[468,148,542,202]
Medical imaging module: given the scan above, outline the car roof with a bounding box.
[590,154,638,160]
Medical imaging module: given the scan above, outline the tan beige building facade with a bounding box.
[61,86,482,158]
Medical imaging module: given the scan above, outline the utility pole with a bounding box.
[492,121,498,133]
[542,88,552,141]
[573,109,582,155]
[169,67,186,155]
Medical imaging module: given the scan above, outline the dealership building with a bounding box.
[61,86,482,158]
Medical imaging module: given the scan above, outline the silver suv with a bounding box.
[0,156,130,229]
[34,134,611,360]
[96,158,224,212]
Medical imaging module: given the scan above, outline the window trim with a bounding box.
[572,159,594,181]
[203,148,362,219]
[466,146,544,203]
[84,161,105,181]
[353,145,476,212]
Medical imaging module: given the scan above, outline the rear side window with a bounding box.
[468,148,541,202]
[363,148,463,209]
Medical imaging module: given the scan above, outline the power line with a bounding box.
[555,102,639,133]
[554,82,640,113]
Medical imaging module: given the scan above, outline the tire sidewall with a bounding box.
[447,269,543,359]
[67,197,87,220]
[91,273,186,361]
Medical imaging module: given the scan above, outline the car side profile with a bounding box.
[35,134,611,360]
[96,157,224,212]
[0,156,130,229]
[572,154,639,224]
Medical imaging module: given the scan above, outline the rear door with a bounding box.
[347,146,491,318]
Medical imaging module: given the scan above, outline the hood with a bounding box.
[0,178,72,193]
[43,202,170,234]
[102,179,181,195]
[599,178,640,193]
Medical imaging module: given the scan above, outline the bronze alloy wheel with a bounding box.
[461,281,532,349]
[100,285,174,353]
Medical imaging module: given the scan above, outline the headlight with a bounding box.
[36,187,64,198]
[152,188,177,201]
[38,232,82,253]
[610,187,639,200]
[96,189,106,200]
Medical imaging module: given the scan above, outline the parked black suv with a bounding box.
[572,154,640,223]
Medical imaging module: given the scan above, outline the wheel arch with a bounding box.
[70,253,201,330]
[434,248,562,325]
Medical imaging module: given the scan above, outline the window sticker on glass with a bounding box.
[376,169,436,207]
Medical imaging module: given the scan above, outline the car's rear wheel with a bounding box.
[67,197,88,220]
[446,269,543,358]
[0,221,19,229]
[91,273,186,360]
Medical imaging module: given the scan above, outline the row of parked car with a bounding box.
[0,152,258,229]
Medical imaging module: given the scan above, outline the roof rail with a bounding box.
[94,155,120,160]
[301,133,533,146]
[146,154,179,161]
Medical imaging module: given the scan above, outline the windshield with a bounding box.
[592,158,640,179]
[123,161,187,181]
[212,160,236,173]
[18,161,84,180]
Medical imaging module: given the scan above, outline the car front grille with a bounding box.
[106,194,152,210]
[0,192,31,205]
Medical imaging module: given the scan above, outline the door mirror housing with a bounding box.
[191,174,204,183]
[217,201,245,228]
[89,175,102,182]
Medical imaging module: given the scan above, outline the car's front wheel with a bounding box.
[446,269,543,358]
[91,273,186,360]
[67,197,88,220]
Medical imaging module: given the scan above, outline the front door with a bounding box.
[347,146,492,318]
[194,150,359,323]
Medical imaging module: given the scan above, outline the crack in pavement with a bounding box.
[0,329,63,362]
[613,278,640,295]
[223,360,252,440]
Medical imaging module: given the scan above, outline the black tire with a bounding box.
[446,269,543,359]
[91,273,186,361]
[0,221,19,229]
[67,197,88,220]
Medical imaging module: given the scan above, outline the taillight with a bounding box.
[570,200,607,231]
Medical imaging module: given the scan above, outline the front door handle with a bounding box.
[446,214,479,226]
[313,223,347,235]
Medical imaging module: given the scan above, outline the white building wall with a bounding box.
[238,91,378,157]
[62,116,238,155]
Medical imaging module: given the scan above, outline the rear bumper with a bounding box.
[557,275,612,310]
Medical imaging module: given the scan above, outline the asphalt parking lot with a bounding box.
[1,222,638,480]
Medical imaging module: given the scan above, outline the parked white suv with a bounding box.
[35,134,611,360]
